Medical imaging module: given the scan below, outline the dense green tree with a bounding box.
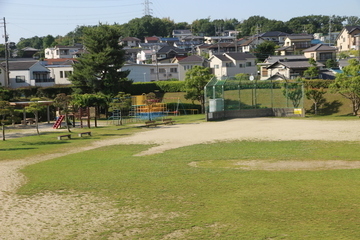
[286,15,345,34]
[325,59,337,68]
[191,18,215,36]
[42,35,56,48]
[184,66,214,113]
[330,59,360,115]
[252,41,277,61]
[69,23,131,96]
[25,98,47,135]
[121,16,174,40]
[0,100,13,140]
[304,58,319,79]
[305,85,326,115]
[281,78,304,108]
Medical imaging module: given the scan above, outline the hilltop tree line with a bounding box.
[7,14,360,51]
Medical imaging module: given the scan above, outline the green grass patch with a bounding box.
[19,140,360,239]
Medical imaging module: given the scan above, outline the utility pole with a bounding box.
[328,15,332,46]
[2,17,10,88]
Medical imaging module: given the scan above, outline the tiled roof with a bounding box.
[122,37,141,41]
[303,44,337,52]
[286,34,313,40]
[178,55,204,63]
[1,61,39,71]
[344,26,360,33]
[269,60,324,69]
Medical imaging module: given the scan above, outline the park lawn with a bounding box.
[0,115,206,161]
[19,140,360,239]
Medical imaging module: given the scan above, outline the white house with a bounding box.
[44,45,82,59]
[0,61,53,89]
[175,55,207,81]
[209,53,257,79]
[136,50,153,64]
[121,63,179,82]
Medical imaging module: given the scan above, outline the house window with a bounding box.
[214,65,219,69]
[16,76,25,83]
[311,53,314,58]
[239,64,244,68]
[60,71,64,78]
[246,62,252,67]
[226,62,234,67]
[159,68,166,73]
[150,69,155,74]
[170,68,177,73]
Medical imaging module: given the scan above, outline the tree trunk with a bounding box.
[35,112,40,135]
[2,123,5,141]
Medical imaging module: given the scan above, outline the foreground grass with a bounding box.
[19,140,360,239]
[0,114,206,161]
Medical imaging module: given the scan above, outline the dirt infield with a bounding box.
[1,118,360,239]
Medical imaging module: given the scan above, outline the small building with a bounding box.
[283,34,313,52]
[0,61,53,88]
[336,26,360,52]
[119,37,141,48]
[175,55,207,81]
[303,44,337,62]
[44,45,83,59]
[209,52,257,79]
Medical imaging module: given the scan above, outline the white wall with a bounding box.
[47,65,73,85]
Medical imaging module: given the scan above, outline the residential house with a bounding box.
[119,37,141,48]
[204,36,234,44]
[44,45,83,59]
[241,37,265,53]
[19,47,40,58]
[258,55,307,80]
[174,41,202,53]
[209,52,257,79]
[261,58,324,80]
[336,26,360,52]
[258,31,289,45]
[155,46,187,63]
[138,42,167,50]
[283,34,313,52]
[136,49,153,64]
[43,59,76,85]
[159,37,179,46]
[0,61,53,88]
[120,63,179,82]
[174,55,207,81]
[172,30,193,40]
[314,32,340,45]
[275,45,296,56]
[145,36,160,43]
[303,44,337,62]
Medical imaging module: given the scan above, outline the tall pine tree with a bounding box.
[70,24,131,96]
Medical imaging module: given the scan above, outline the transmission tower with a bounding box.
[143,0,153,16]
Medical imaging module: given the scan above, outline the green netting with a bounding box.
[205,76,304,112]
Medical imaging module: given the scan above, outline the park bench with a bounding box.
[78,131,92,137]
[162,118,175,125]
[57,134,71,140]
[145,120,158,127]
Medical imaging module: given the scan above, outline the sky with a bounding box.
[0,0,359,43]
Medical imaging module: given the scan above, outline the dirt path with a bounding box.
[1,118,360,239]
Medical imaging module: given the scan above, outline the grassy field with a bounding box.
[5,115,359,239]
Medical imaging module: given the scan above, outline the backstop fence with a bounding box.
[204,76,305,121]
